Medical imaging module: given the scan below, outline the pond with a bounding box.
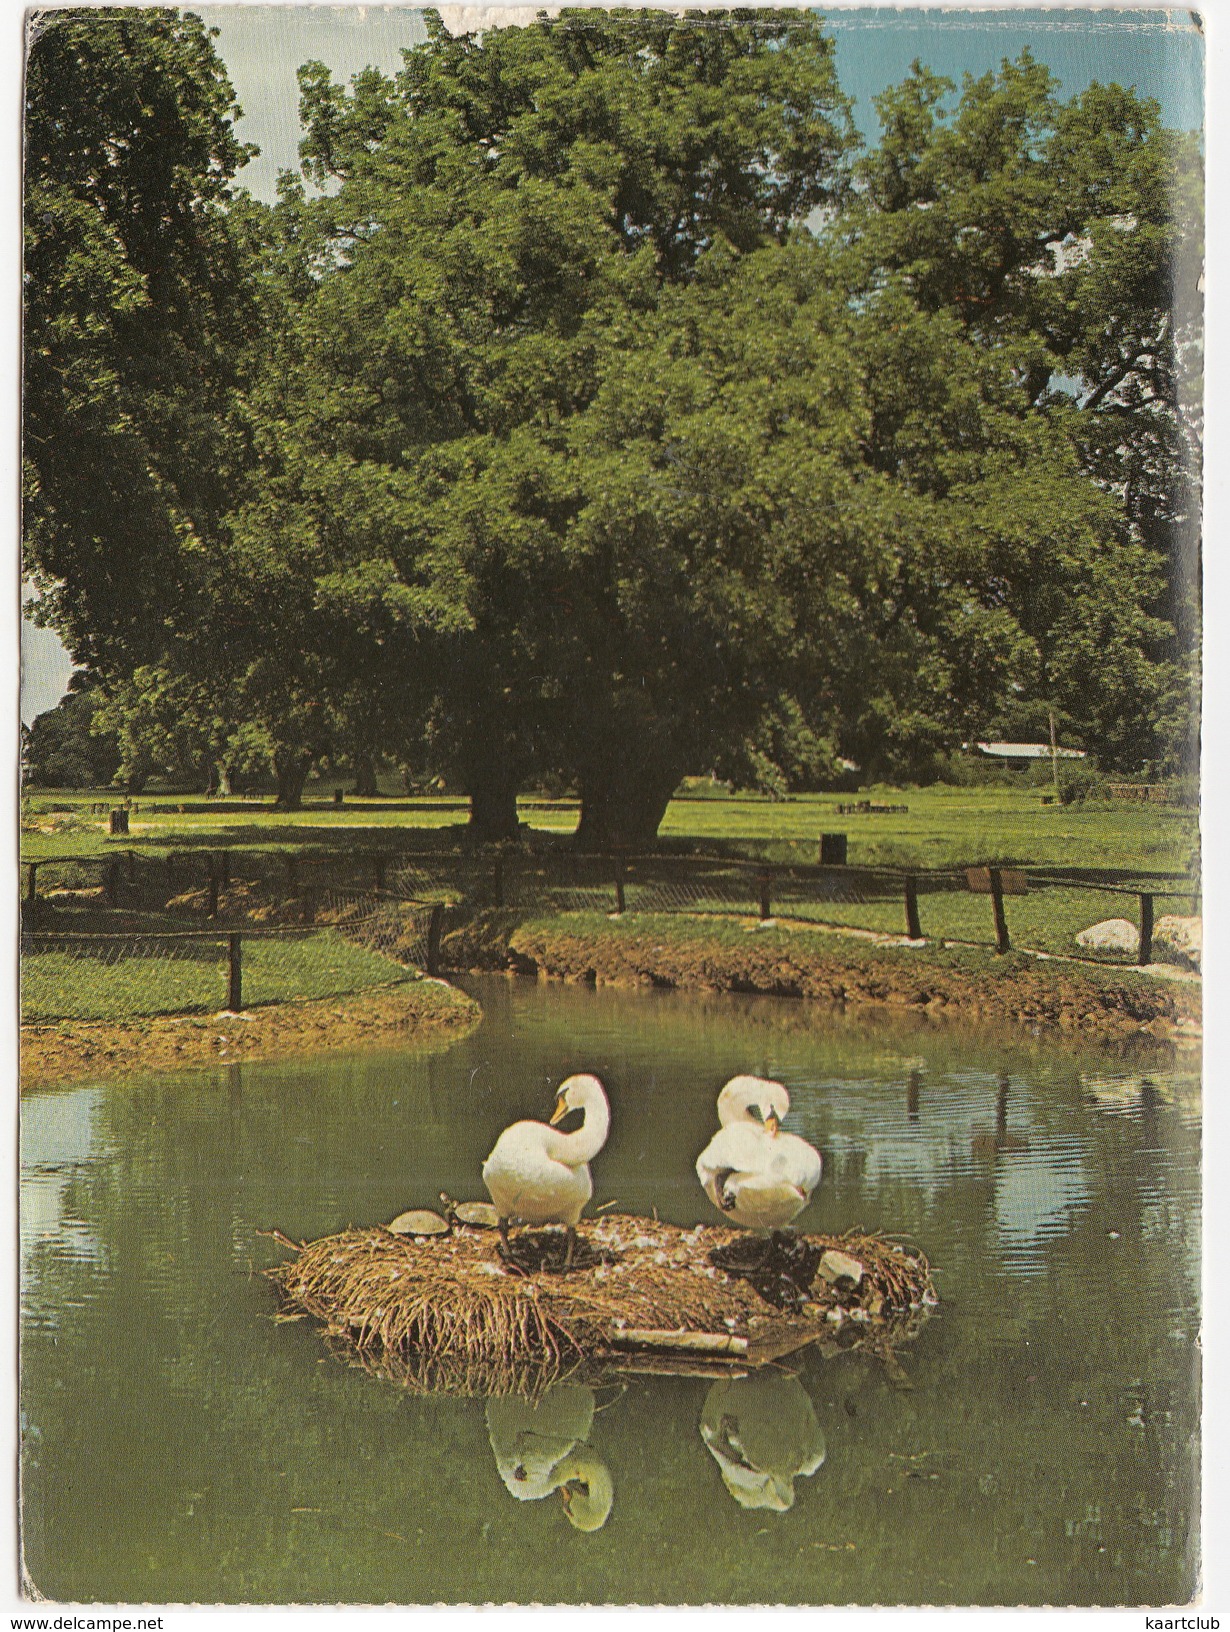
[20,977,1201,1606]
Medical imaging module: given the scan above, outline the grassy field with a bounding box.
[21,783,1199,874]
[21,783,1198,975]
[760,882,1194,959]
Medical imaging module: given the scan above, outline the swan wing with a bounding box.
[696,1123,772,1184]
[698,1123,804,1222]
[776,1130,823,1198]
[483,1124,593,1225]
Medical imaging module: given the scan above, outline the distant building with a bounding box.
[971,741,1086,764]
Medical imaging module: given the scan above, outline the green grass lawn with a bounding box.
[21,783,1198,875]
[607,867,1197,960]
[762,884,1194,959]
[21,927,416,1023]
[662,785,1198,874]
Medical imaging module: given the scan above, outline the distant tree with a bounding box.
[90,666,240,794]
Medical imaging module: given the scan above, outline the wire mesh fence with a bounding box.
[20,842,1201,991]
[20,908,438,1023]
[768,873,1201,962]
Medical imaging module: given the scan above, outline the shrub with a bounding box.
[1057,765,1107,805]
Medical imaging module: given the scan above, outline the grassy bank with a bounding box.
[20,785,1199,1069]
[444,909,1201,1048]
[20,977,481,1089]
[772,880,1198,960]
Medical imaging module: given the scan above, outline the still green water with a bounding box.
[20,978,1201,1605]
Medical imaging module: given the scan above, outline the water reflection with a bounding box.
[699,1371,826,1512]
[18,979,1202,1605]
[486,1384,614,1531]
[20,1086,109,1321]
[970,1075,1030,1158]
[481,1365,832,1526]
[1081,1070,1202,1120]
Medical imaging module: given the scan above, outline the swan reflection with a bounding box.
[700,1371,826,1512]
[486,1383,614,1531]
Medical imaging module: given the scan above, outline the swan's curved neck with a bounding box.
[554,1451,614,1530]
[545,1090,610,1164]
[717,1083,763,1127]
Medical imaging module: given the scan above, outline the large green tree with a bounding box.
[23,7,259,674]
[845,53,1203,772]
[27,11,1200,832]
[239,7,859,837]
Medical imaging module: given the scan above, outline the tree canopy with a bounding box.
[23,8,264,677]
[23,9,1203,826]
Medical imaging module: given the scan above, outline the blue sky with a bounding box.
[20,5,1205,723]
[196,5,1203,205]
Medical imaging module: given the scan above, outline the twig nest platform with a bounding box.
[267,1215,937,1394]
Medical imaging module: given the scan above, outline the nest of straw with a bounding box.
[266,1214,936,1395]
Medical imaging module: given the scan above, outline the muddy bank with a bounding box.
[21,978,481,1089]
[445,911,1201,1047]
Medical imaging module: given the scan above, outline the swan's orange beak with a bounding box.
[550,1096,568,1126]
[764,1111,780,1136]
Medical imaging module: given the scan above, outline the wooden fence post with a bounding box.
[759,869,773,922]
[989,868,1011,954]
[904,874,922,940]
[1138,893,1154,967]
[426,903,444,976]
[227,932,242,1012]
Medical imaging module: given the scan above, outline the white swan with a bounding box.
[486,1385,615,1531]
[700,1372,826,1512]
[482,1073,611,1269]
[696,1075,822,1233]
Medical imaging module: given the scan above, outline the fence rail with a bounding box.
[20,901,441,1023]
[20,841,1200,983]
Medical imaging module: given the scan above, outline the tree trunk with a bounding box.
[575,767,678,851]
[273,750,312,811]
[352,754,378,797]
[215,760,233,797]
[467,771,521,842]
